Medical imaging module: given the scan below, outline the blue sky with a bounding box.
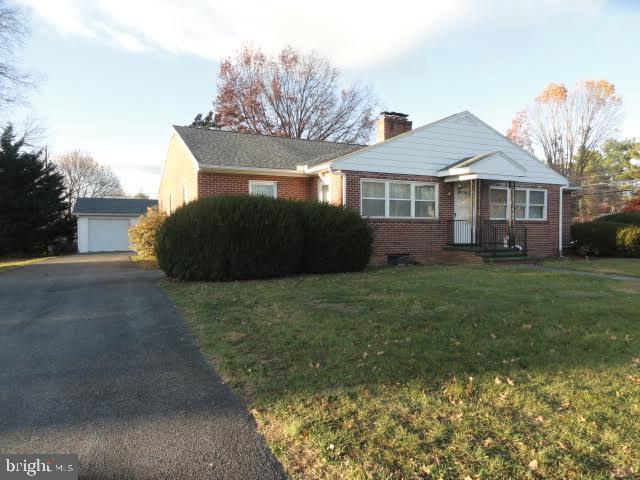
[10,0,640,196]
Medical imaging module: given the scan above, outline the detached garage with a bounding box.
[73,198,158,253]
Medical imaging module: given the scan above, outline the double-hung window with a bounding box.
[361,180,438,219]
[249,180,277,198]
[489,186,547,220]
[489,188,508,220]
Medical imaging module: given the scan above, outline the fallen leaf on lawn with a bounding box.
[451,412,464,422]
[483,437,494,447]
[534,415,545,423]
[578,415,586,422]
[498,393,508,401]
[490,333,497,339]
[626,375,640,385]
[632,357,640,366]
[557,442,567,450]
[507,378,515,386]
[302,430,309,438]
[494,377,502,385]
[521,323,532,330]
[528,459,538,471]
[377,351,384,356]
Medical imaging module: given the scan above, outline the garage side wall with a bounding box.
[158,134,199,214]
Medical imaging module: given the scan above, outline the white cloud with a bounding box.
[18,0,604,69]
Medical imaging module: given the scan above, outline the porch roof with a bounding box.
[437,151,528,182]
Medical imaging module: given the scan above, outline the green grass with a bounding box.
[543,258,640,277]
[162,266,640,479]
[0,257,51,272]
[129,255,159,270]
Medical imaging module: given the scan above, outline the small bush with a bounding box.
[156,196,304,281]
[298,201,372,273]
[597,212,640,225]
[571,221,627,256]
[128,207,166,258]
[616,226,640,256]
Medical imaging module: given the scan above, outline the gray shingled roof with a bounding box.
[173,126,364,170]
[73,198,157,216]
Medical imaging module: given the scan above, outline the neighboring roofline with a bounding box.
[198,164,309,177]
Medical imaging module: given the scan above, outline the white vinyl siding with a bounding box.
[361,179,438,219]
[332,112,568,185]
[490,187,548,221]
[249,180,277,198]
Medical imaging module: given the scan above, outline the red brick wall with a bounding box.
[477,180,561,258]
[197,171,316,200]
[342,172,562,264]
[342,170,455,264]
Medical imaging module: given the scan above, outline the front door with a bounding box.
[454,182,473,244]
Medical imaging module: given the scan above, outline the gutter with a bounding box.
[559,186,566,257]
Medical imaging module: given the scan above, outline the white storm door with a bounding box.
[453,182,473,244]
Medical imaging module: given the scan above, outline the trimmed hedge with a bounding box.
[617,226,640,256]
[156,196,304,281]
[571,221,628,256]
[299,201,373,274]
[596,212,640,225]
[156,195,373,281]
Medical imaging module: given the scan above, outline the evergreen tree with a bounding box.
[0,125,73,255]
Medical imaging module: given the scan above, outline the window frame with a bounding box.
[249,180,278,198]
[360,179,439,220]
[489,186,547,221]
[318,176,330,203]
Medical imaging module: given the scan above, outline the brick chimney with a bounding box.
[376,111,412,143]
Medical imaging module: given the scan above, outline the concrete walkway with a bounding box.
[522,264,640,282]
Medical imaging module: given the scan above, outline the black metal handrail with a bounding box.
[449,219,527,254]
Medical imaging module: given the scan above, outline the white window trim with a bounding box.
[249,180,278,198]
[360,178,439,220]
[318,176,330,203]
[489,186,548,221]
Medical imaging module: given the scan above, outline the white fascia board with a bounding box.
[74,213,143,217]
[198,164,309,177]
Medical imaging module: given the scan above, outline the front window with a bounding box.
[490,188,508,219]
[361,181,386,217]
[249,181,277,198]
[490,187,547,220]
[361,180,438,219]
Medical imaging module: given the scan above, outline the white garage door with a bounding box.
[88,218,131,252]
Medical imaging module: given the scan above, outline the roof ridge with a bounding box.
[172,125,366,147]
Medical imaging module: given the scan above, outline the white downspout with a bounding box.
[559,186,566,257]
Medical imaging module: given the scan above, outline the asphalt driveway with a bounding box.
[0,254,285,480]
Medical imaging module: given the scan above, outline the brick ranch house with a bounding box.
[158,111,572,265]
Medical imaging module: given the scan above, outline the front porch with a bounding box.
[445,179,530,261]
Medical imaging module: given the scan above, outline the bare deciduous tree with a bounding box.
[507,80,623,179]
[55,151,125,210]
[202,45,378,144]
[0,1,32,111]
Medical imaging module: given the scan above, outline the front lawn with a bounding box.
[543,258,640,277]
[162,266,640,479]
[0,257,51,272]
